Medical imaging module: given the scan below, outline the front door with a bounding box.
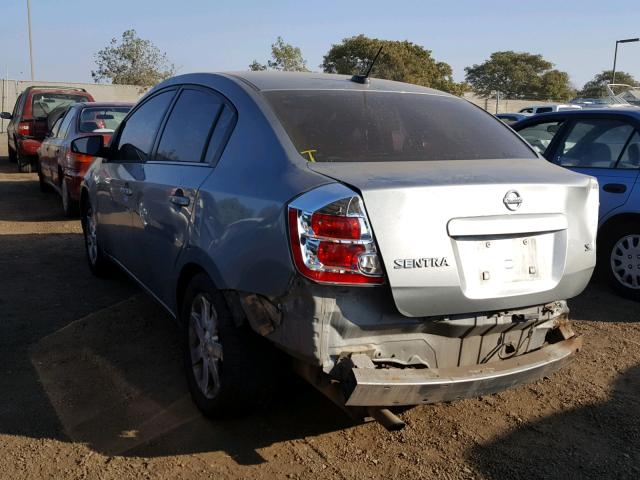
[97,89,176,271]
[550,118,639,220]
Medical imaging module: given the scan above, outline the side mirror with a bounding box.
[0,112,12,120]
[71,135,107,157]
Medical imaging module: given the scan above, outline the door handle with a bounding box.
[121,183,133,196]
[603,183,627,194]
[170,189,190,207]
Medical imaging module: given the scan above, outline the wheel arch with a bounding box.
[598,212,640,246]
[175,254,228,323]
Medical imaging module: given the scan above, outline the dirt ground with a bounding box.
[0,159,639,480]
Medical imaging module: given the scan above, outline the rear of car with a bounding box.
[78,72,598,426]
[3,86,94,172]
[66,103,131,199]
[37,102,132,216]
[261,86,597,408]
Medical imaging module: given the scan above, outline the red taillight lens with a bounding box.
[288,187,384,286]
[317,242,365,269]
[65,151,96,174]
[311,213,361,240]
[17,121,31,136]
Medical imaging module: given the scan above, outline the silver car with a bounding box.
[75,72,598,427]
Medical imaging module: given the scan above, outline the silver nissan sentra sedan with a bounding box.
[74,71,598,426]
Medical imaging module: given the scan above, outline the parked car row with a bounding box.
[37,102,133,215]
[1,86,132,215]
[4,72,634,429]
[1,86,94,172]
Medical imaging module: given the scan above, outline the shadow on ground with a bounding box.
[0,160,355,465]
[467,363,640,478]
[28,294,353,464]
[2,155,639,469]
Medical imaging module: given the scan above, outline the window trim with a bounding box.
[148,83,237,167]
[614,129,640,169]
[56,108,76,140]
[109,87,178,163]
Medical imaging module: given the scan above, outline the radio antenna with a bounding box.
[350,46,383,84]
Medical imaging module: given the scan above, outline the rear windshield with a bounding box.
[79,106,131,133]
[263,90,536,162]
[31,93,90,119]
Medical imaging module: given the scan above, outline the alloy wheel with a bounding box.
[85,206,98,265]
[188,293,223,399]
[62,180,70,213]
[610,234,640,290]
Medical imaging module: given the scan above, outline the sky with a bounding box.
[1,0,639,89]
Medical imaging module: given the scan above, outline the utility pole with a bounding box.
[612,38,639,84]
[27,0,34,80]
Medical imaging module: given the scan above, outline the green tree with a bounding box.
[249,37,309,72]
[322,34,467,95]
[579,70,638,97]
[92,30,176,87]
[465,51,573,100]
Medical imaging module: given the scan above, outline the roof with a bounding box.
[72,101,135,108]
[222,71,451,96]
[513,107,640,125]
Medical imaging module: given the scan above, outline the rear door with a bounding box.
[47,108,75,186]
[130,86,235,306]
[38,114,62,181]
[7,93,25,149]
[548,117,639,219]
[97,89,176,269]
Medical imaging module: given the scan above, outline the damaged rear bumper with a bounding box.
[345,336,582,406]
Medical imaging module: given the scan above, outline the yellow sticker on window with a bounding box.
[300,149,317,162]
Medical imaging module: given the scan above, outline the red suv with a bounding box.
[1,86,94,172]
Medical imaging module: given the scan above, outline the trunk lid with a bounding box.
[309,159,598,317]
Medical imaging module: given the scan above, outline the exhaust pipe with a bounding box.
[367,407,405,431]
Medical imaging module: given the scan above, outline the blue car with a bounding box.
[513,109,640,299]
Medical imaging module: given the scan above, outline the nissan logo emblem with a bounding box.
[503,190,522,211]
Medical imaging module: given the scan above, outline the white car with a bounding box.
[519,104,582,115]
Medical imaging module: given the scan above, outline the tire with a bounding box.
[8,144,17,163]
[181,273,276,418]
[81,198,111,277]
[600,223,640,301]
[61,176,78,217]
[17,152,33,173]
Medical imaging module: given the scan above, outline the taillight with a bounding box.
[17,121,31,136]
[64,151,95,173]
[288,184,384,285]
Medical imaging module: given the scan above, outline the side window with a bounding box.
[535,107,553,114]
[618,132,640,169]
[49,116,64,138]
[156,89,223,163]
[13,94,23,117]
[557,119,634,168]
[114,90,175,162]
[205,105,237,165]
[57,111,75,139]
[517,121,564,155]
